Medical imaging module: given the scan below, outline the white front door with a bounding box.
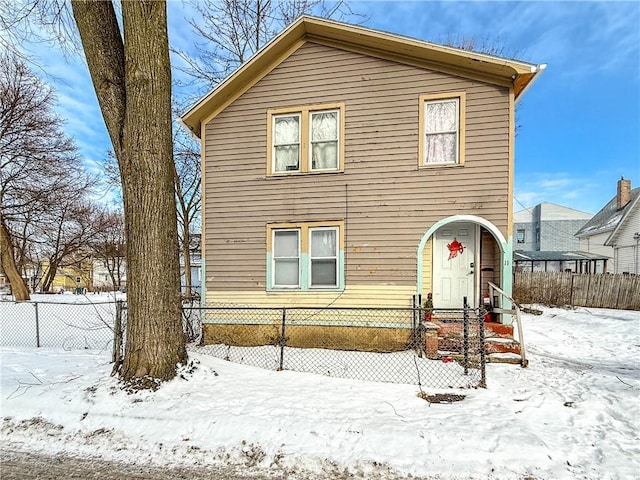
[432,223,476,308]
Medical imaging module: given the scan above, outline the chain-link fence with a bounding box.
[2,297,201,366]
[2,298,486,387]
[191,305,486,388]
[111,298,203,365]
[0,298,118,354]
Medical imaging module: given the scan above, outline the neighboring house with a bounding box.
[180,233,202,297]
[92,259,126,291]
[40,260,93,293]
[0,259,40,294]
[513,202,608,273]
[576,177,640,274]
[0,270,8,293]
[514,202,592,251]
[180,16,545,315]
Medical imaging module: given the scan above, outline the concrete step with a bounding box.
[487,353,525,365]
[484,336,521,355]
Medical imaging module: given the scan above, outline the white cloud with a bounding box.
[364,1,639,81]
[514,170,631,214]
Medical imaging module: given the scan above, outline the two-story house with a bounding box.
[180,233,202,298]
[181,17,545,320]
[576,177,640,274]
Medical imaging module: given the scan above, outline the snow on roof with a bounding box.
[575,188,640,238]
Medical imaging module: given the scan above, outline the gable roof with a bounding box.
[604,192,640,246]
[180,15,546,138]
[575,187,640,240]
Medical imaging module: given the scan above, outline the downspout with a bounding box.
[634,233,640,274]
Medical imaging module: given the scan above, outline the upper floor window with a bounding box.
[273,114,301,172]
[268,103,344,175]
[419,92,466,167]
[310,111,339,171]
[517,229,526,244]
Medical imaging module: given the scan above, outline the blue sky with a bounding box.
[18,0,640,215]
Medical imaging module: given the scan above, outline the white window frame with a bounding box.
[272,113,301,174]
[418,92,466,168]
[424,98,459,164]
[309,109,340,172]
[272,228,300,288]
[308,226,339,288]
[517,229,526,244]
[267,103,345,176]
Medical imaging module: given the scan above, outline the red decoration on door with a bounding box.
[447,238,465,260]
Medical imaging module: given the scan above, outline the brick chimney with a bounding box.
[617,177,631,210]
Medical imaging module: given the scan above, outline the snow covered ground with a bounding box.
[1,305,638,479]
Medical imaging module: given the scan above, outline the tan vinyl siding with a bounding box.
[421,238,433,298]
[204,41,510,299]
[204,285,415,308]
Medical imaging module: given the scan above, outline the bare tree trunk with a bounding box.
[40,260,58,292]
[119,0,186,380]
[180,217,192,301]
[106,259,118,291]
[0,215,30,300]
[72,0,186,382]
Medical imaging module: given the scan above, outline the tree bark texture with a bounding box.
[0,214,30,300]
[72,0,186,381]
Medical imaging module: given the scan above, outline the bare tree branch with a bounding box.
[0,51,87,300]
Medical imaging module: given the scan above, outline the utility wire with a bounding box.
[513,196,592,245]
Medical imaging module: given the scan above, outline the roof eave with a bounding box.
[180,15,545,137]
[180,17,308,137]
[514,63,547,102]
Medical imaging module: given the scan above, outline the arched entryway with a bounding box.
[416,215,512,310]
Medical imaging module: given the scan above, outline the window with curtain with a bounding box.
[424,98,459,164]
[273,229,300,287]
[310,110,338,171]
[273,114,301,172]
[309,227,338,287]
[268,104,343,175]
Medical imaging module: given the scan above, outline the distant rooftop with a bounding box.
[575,187,639,238]
[514,251,610,262]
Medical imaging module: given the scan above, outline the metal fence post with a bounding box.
[463,297,469,376]
[113,300,123,364]
[479,309,486,388]
[278,307,286,371]
[411,295,418,353]
[34,302,40,348]
[411,294,417,340]
[417,293,423,356]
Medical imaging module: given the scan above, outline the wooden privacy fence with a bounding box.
[513,272,640,310]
